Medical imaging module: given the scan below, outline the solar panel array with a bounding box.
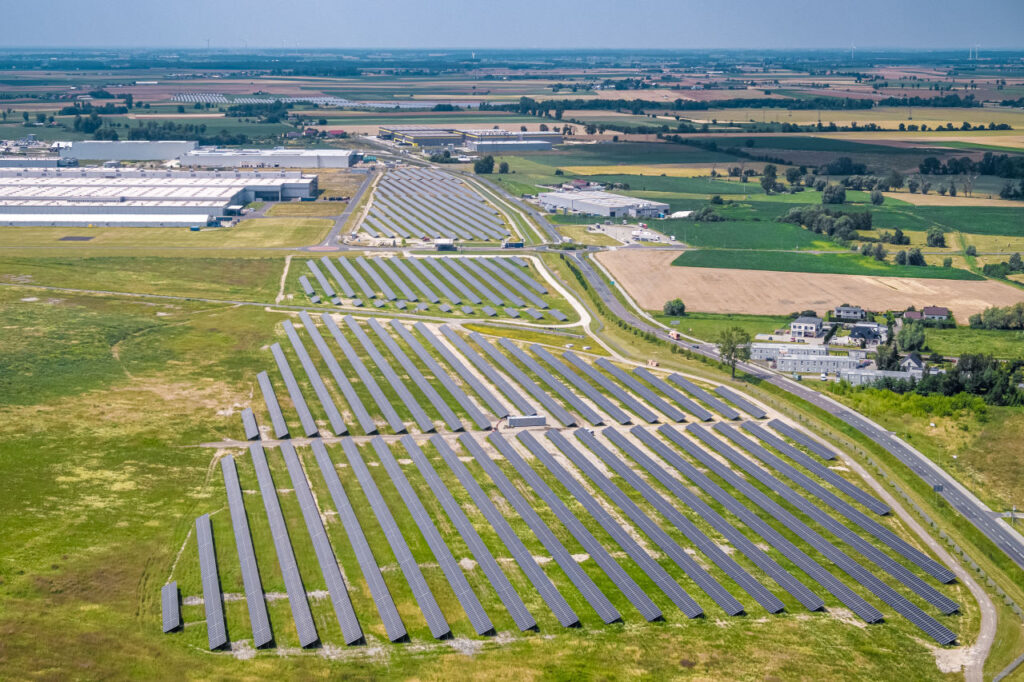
[160,582,180,634]
[176,319,961,651]
[363,168,508,241]
[300,256,565,321]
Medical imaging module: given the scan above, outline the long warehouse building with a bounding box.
[181,147,362,168]
[0,168,316,226]
[537,190,669,218]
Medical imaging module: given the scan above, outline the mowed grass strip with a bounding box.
[266,202,344,218]
[671,249,984,280]
[0,218,333,249]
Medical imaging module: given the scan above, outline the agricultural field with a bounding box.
[597,249,1024,321]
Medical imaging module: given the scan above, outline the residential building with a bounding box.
[790,316,823,338]
[849,322,887,343]
[900,353,925,372]
[834,305,867,321]
[840,368,924,386]
[904,310,924,321]
[922,306,951,321]
[775,353,861,374]
[750,343,827,362]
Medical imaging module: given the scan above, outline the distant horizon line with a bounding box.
[3,46,1024,53]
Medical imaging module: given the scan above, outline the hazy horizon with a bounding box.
[8,0,1024,51]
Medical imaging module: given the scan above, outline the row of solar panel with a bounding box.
[175,418,956,650]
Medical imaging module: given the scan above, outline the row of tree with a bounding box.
[969,301,1024,330]
[870,354,1023,407]
[919,152,1024,180]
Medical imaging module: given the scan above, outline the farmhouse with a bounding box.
[537,190,669,218]
[923,306,951,321]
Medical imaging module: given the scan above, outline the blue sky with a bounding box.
[11,0,1024,50]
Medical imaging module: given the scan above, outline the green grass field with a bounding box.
[517,142,739,166]
[653,311,794,340]
[671,249,985,279]
[0,218,332,249]
[924,326,1024,359]
[265,202,344,217]
[655,219,839,250]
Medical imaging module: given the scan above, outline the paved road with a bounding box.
[312,168,374,249]
[568,250,1024,574]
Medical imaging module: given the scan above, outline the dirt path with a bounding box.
[275,255,292,304]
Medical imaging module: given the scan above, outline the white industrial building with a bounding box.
[840,368,925,386]
[0,168,316,226]
[466,139,553,153]
[775,353,861,374]
[537,190,669,218]
[750,343,828,362]
[181,147,361,168]
[56,140,198,161]
[0,155,68,168]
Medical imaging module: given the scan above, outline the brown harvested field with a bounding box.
[882,192,1015,207]
[596,249,1024,323]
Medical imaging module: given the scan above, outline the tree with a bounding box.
[943,256,953,268]
[869,189,884,205]
[895,250,908,265]
[884,168,905,189]
[907,247,925,266]
[897,320,926,352]
[498,161,510,174]
[785,167,802,185]
[872,243,887,261]
[716,326,751,379]
[663,298,686,316]
[966,245,977,256]
[822,184,846,204]
[1010,252,1023,270]
[925,226,946,247]
[875,342,901,371]
[473,155,495,174]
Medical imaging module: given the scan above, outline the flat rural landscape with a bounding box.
[2,4,1024,681]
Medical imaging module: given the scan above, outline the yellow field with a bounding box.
[0,218,332,249]
[960,234,1024,254]
[882,191,1014,207]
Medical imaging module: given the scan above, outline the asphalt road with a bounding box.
[568,250,1024,574]
[312,168,374,249]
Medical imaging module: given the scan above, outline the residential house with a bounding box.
[922,306,951,321]
[904,310,923,321]
[900,353,925,372]
[834,305,867,321]
[790,316,823,338]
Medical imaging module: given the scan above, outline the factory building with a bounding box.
[0,155,72,168]
[181,147,362,168]
[0,168,316,227]
[459,129,563,145]
[466,139,552,153]
[379,127,464,148]
[56,140,199,161]
[537,190,669,218]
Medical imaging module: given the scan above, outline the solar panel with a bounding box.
[428,258,482,304]
[439,303,452,313]
[407,257,452,303]
[524,308,544,320]
[356,256,397,301]
[221,455,273,647]
[530,344,632,425]
[632,367,714,421]
[667,374,740,420]
[343,315,435,433]
[389,320,491,429]
[502,307,520,319]
[311,440,407,642]
[372,438,494,635]
[549,310,568,322]
[601,428,822,612]
[545,430,743,616]
[677,425,956,644]
[463,433,621,624]
[373,299,385,309]
[630,425,880,622]
[482,306,497,317]
[160,581,180,633]
[488,432,661,622]
[270,343,318,437]
[743,421,889,514]
[391,257,439,302]
[478,258,547,307]
[306,260,336,299]
[256,370,289,439]
[767,418,837,460]
[283,321,347,436]
[241,407,260,441]
[321,313,406,433]
[461,305,474,315]
[468,332,576,426]
[515,431,702,617]
[195,514,229,650]
[339,439,451,639]
[713,386,767,419]
[574,428,783,614]
[297,311,377,435]
[711,424,958,612]
[298,275,320,303]
[460,258,517,306]
[374,257,418,301]
[402,436,535,631]
[280,442,364,644]
[561,351,658,423]
[493,257,547,294]
[396,300,407,310]
[496,338,603,426]
[431,434,579,627]
[337,256,376,299]
[438,325,532,416]
[365,317,463,431]
[319,256,355,298]
[248,443,319,647]
[594,358,686,422]
[415,302,429,312]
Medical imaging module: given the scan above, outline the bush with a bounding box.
[663,298,686,316]
[473,155,495,174]
[966,245,977,256]
[870,189,884,205]
[926,227,946,248]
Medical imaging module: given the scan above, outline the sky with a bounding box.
[9,0,1024,50]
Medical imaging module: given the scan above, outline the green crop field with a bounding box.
[924,326,1024,359]
[653,311,794,340]
[517,142,739,166]
[671,249,985,279]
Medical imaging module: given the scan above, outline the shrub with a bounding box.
[663,298,686,316]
